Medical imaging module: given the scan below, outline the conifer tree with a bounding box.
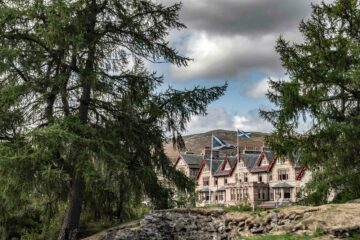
[261,0,360,204]
[0,1,226,239]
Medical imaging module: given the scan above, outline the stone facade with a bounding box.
[175,148,310,208]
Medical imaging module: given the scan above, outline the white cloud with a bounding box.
[185,107,273,134]
[247,78,270,98]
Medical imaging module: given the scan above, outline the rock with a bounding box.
[271,212,278,223]
[288,213,296,220]
[250,226,264,234]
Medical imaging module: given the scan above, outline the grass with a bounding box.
[238,234,312,240]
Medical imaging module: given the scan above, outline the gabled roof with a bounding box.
[196,158,224,179]
[205,159,223,173]
[226,156,238,169]
[175,153,203,168]
[296,166,306,180]
[213,155,239,177]
[264,151,274,162]
[250,151,275,173]
[197,155,239,179]
[181,153,203,166]
[240,153,260,171]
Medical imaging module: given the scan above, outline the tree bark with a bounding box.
[57,176,83,240]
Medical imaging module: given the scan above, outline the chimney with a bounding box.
[202,147,220,159]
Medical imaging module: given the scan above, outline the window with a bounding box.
[231,189,235,200]
[244,188,249,198]
[235,173,238,182]
[205,194,210,201]
[224,178,228,184]
[268,174,273,181]
[203,177,209,186]
[278,169,289,180]
[258,175,263,183]
[214,179,218,185]
[262,159,268,165]
[284,188,291,199]
[244,173,248,182]
[262,189,266,200]
[217,192,224,201]
[258,190,261,199]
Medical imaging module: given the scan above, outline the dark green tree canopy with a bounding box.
[261,0,360,204]
[0,0,226,239]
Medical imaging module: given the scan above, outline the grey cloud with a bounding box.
[177,0,314,36]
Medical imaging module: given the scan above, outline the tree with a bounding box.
[261,0,360,204]
[0,0,227,239]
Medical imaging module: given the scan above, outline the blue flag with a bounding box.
[237,129,252,139]
[212,135,235,150]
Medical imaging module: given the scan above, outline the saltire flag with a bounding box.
[212,135,236,150]
[237,129,252,139]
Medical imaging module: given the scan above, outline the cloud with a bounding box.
[246,78,270,99]
[170,33,286,80]
[185,107,273,134]
[162,0,325,81]
[178,0,313,37]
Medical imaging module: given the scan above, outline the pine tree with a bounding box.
[0,1,227,239]
[261,0,360,204]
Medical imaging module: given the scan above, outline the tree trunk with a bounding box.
[57,177,83,240]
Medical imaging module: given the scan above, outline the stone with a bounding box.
[271,212,278,223]
[250,226,264,234]
[238,221,245,227]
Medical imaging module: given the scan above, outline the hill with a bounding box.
[164,129,269,161]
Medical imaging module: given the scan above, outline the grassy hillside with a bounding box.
[165,129,268,161]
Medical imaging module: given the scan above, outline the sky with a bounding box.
[152,0,327,134]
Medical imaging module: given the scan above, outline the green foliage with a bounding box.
[313,226,325,237]
[224,203,253,212]
[261,0,360,204]
[0,0,227,238]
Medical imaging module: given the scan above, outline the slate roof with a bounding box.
[240,153,260,171]
[180,153,203,167]
[226,156,238,168]
[264,151,274,162]
[272,182,294,188]
[204,159,223,174]
[251,166,268,173]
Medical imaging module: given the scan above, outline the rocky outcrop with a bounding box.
[83,203,360,240]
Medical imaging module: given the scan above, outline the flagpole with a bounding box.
[237,130,239,157]
[209,133,213,205]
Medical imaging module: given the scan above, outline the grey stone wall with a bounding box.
[95,208,360,240]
